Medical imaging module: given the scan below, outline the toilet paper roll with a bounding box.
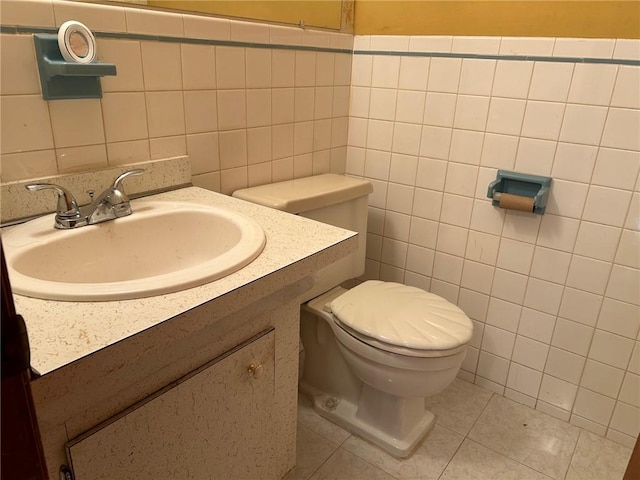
[495,192,535,212]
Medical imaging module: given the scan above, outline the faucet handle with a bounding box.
[25,183,79,218]
[112,169,144,191]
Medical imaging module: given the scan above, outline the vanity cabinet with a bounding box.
[65,329,277,480]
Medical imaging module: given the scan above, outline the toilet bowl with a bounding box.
[298,281,472,457]
[233,175,473,458]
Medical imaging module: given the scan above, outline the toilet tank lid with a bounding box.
[329,281,473,351]
[232,174,373,214]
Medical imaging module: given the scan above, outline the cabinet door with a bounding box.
[67,329,276,480]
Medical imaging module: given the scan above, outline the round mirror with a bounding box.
[58,21,96,64]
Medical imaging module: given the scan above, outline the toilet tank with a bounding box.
[233,174,373,301]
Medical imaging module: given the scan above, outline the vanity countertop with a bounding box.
[11,186,358,377]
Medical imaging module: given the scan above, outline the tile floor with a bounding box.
[285,379,633,480]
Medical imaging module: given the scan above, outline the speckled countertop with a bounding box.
[10,186,358,377]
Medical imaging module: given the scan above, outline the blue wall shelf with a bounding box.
[34,34,117,100]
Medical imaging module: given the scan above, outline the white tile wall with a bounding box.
[349,35,640,445]
[0,0,352,190]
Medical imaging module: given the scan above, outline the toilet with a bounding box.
[233,174,473,458]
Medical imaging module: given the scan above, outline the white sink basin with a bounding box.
[3,199,266,301]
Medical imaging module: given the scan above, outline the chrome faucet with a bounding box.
[26,169,144,229]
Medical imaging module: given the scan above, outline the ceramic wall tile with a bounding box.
[125,7,183,36]
[397,57,430,91]
[363,150,390,181]
[460,260,494,295]
[0,150,57,182]
[217,90,247,131]
[521,101,565,141]
[611,66,640,109]
[181,44,216,91]
[559,288,602,327]
[452,36,501,55]
[609,402,640,438]
[551,143,598,183]
[186,133,219,175]
[1,0,55,27]
[183,14,230,41]
[595,149,640,193]
[499,37,555,56]
[506,363,543,398]
[511,335,548,371]
[565,255,612,295]
[613,40,640,60]
[56,144,107,173]
[573,387,616,426]
[580,359,624,398]
[601,108,640,151]
[573,221,622,263]
[0,34,42,95]
[436,223,469,257]
[184,91,218,134]
[529,62,574,102]
[606,265,640,305]
[428,58,462,93]
[552,318,594,357]
[529,246,571,284]
[567,64,617,106]
[371,56,400,89]
[597,298,640,339]
[145,92,185,138]
[487,98,527,137]
[545,179,589,218]
[539,374,579,411]
[49,99,105,148]
[409,36,453,53]
[459,59,496,96]
[589,330,635,369]
[491,60,533,99]
[216,47,246,90]
[54,0,126,32]
[106,140,149,167]
[559,104,608,146]
[553,38,615,59]
[0,95,54,154]
[545,347,586,385]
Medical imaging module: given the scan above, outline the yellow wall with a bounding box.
[148,1,344,30]
[354,1,640,39]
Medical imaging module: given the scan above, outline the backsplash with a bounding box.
[0,0,352,193]
[347,35,640,446]
[0,156,190,222]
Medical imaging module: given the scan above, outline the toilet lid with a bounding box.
[329,281,473,351]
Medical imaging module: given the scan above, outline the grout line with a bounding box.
[6,25,353,54]
[354,49,640,67]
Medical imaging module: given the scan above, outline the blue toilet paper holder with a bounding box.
[487,170,552,215]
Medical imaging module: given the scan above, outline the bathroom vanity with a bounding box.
[8,185,358,479]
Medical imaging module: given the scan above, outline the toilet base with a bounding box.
[301,383,435,458]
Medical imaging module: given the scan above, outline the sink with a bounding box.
[2,199,266,301]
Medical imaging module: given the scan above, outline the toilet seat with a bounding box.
[333,321,467,358]
[329,280,473,353]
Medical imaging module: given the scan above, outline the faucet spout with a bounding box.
[88,169,144,223]
[25,169,145,229]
